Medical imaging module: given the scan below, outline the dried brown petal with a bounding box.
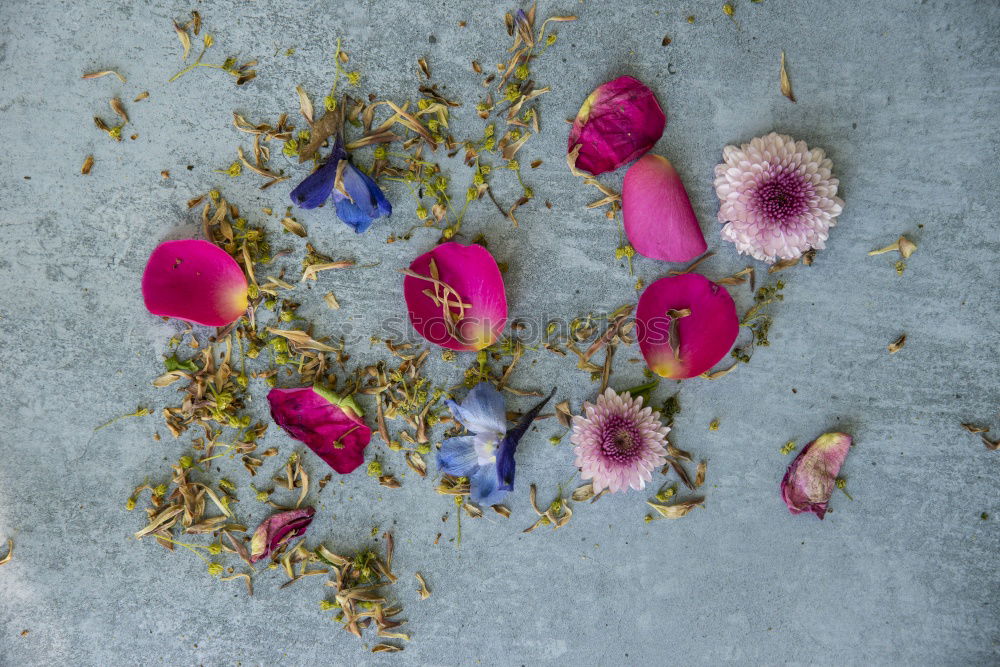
[779,51,796,103]
[83,70,126,83]
[0,539,12,566]
[417,57,430,79]
[647,498,704,519]
[662,35,672,46]
[415,572,431,599]
[983,435,1000,451]
[109,98,128,124]
[379,475,401,488]
[173,21,191,60]
[134,91,150,102]
[324,292,341,310]
[266,327,338,352]
[694,460,707,488]
[888,334,906,354]
[555,400,573,428]
[372,644,403,653]
[491,504,511,518]
[220,572,253,596]
[81,155,94,175]
[405,451,427,477]
[571,483,595,502]
[768,257,799,273]
[280,216,307,237]
[295,85,314,125]
[961,423,989,434]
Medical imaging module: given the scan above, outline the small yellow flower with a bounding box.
[346,71,360,85]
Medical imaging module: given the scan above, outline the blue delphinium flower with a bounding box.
[437,382,556,505]
[289,137,391,233]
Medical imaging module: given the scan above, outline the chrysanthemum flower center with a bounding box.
[601,416,643,463]
[753,169,811,225]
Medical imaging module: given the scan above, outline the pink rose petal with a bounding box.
[249,507,316,562]
[142,239,248,327]
[567,75,666,176]
[403,242,507,351]
[267,386,372,475]
[781,432,853,519]
[623,154,707,262]
[636,274,739,379]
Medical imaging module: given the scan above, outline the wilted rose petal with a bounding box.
[267,386,372,474]
[249,507,316,562]
[781,432,853,519]
[623,154,707,262]
[403,242,507,351]
[567,75,666,176]
[142,239,248,326]
[636,274,739,379]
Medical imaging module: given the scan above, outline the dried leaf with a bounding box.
[174,21,191,60]
[266,327,338,352]
[694,460,707,488]
[415,572,431,599]
[961,423,989,434]
[768,257,799,273]
[372,644,403,653]
[888,334,906,354]
[780,51,796,103]
[220,572,253,596]
[280,216,307,237]
[81,155,94,175]
[0,539,12,566]
[555,400,573,428]
[647,498,704,519]
[83,70,126,83]
[405,451,427,477]
[491,504,511,518]
[298,109,343,162]
[295,85,314,125]
[324,292,341,310]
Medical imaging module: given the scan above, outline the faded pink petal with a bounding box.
[623,154,707,262]
[403,242,507,351]
[267,386,371,474]
[568,76,666,176]
[249,507,316,562]
[142,239,248,327]
[636,274,739,379]
[781,432,853,519]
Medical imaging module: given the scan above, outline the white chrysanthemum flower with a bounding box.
[714,132,844,264]
[571,388,669,494]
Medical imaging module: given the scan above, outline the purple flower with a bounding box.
[437,383,555,505]
[289,138,391,233]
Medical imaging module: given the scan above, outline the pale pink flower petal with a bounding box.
[570,388,669,494]
[623,154,707,262]
[568,76,666,176]
[781,432,853,519]
[403,242,507,351]
[713,132,844,264]
[636,273,739,379]
[142,239,248,327]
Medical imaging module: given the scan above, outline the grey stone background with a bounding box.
[0,0,997,665]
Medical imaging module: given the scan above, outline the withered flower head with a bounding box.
[249,507,316,562]
[781,432,853,519]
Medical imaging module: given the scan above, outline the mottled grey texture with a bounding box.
[0,0,998,665]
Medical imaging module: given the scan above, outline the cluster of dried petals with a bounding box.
[781,432,853,519]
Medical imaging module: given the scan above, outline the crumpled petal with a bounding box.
[249,507,316,562]
[496,387,556,492]
[623,154,707,262]
[267,386,371,474]
[445,382,507,436]
[568,75,666,176]
[333,161,392,233]
[141,239,248,327]
[403,242,507,351]
[437,436,479,477]
[470,462,506,506]
[636,274,739,379]
[781,432,853,519]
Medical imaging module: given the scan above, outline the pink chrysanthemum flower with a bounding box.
[714,132,844,264]
[571,388,669,494]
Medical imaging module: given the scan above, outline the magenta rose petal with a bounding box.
[141,239,248,327]
[249,507,316,562]
[403,242,507,351]
[567,75,666,176]
[623,154,708,262]
[635,274,739,379]
[781,432,853,519]
[267,386,372,475]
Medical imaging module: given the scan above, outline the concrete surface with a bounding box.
[0,0,998,665]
